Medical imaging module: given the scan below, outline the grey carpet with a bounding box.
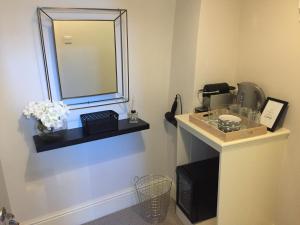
[82,200,183,225]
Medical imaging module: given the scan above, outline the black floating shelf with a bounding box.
[33,119,150,153]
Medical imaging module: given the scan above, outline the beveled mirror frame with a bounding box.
[37,7,130,110]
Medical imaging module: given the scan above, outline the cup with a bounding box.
[239,107,249,118]
[228,104,239,114]
[247,109,257,122]
[208,107,219,125]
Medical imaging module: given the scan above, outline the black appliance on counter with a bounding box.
[80,110,119,135]
[176,157,219,223]
[195,83,236,113]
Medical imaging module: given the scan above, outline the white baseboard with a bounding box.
[21,187,137,225]
[21,175,175,225]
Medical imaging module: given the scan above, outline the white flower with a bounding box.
[23,100,70,130]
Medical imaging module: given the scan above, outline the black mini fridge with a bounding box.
[176,157,219,223]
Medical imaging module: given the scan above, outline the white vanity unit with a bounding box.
[175,114,290,225]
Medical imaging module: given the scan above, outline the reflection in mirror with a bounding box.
[53,21,118,99]
[37,8,129,110]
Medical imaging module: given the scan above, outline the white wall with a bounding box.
[167,0,241,113]
[0,0,176,223]
[237,0,300,224]
[168,0,202,113]
[193,0,241,107]
[165,0,241,182]
[165,0,202,181]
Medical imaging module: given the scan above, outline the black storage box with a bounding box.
[80,110,119,135]
[176,157,219,223]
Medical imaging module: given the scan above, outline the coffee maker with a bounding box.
[195,83,236,113]
[195,82,266,113]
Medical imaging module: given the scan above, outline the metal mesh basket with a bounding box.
[134,175,172,224]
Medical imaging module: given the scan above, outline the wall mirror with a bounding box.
[37,7,129,109]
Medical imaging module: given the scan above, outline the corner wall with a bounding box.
[168,0,202,113]
[165,0,202,181]
[166,0,241,181]
[193,0,241,107]
[168,0,241,113]
[236,1,300,224]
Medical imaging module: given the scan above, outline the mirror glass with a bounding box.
[37,8,129,109]
[53,21,117,99]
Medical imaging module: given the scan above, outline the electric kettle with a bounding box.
[237,82,266,110]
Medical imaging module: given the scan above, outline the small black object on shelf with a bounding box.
[80,110,119,135]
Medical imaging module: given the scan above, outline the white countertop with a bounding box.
[176,114,290,152]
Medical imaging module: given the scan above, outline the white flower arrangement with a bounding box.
[23,101,70,130]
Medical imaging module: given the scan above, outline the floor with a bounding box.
[83,200,183,225]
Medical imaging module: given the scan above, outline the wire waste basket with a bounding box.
[134,175,172,224]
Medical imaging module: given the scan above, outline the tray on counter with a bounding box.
[189,110,267,142]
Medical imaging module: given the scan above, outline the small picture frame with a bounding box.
[260,97,288,132]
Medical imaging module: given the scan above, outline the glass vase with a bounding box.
[36,119,67,142]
